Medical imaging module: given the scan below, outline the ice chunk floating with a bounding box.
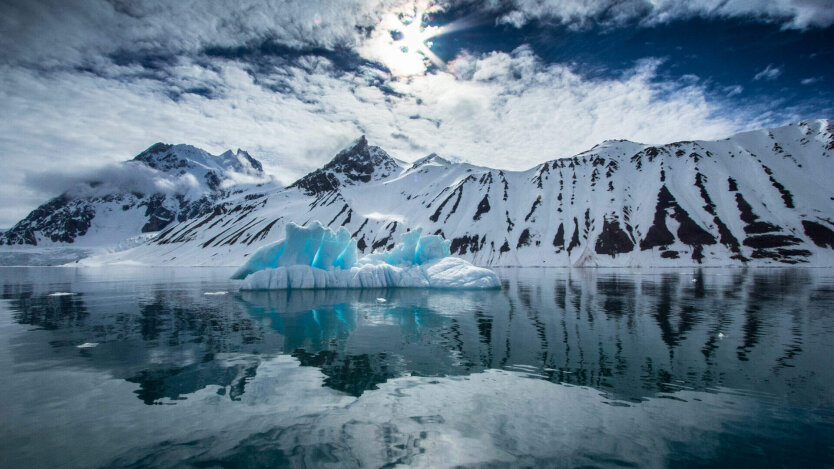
[232,222,500,289]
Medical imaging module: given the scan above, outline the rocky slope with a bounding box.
[6,120,834,266]
[1,143,274,247]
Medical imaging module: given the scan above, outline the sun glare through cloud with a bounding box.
[363,1,445,77]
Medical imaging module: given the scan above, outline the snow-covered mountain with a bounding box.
[1,143,275,247]
[6,120,834,267]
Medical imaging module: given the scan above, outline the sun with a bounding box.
[364,2,445,77]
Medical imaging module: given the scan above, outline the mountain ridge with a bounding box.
[1,142,274,246]
[3,120,834,267]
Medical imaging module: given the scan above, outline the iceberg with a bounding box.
[232,222,500,290]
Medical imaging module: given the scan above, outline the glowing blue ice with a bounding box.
[232,222,353,279]
[232,222,499,289]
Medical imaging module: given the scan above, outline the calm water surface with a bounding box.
[0,267,832,468]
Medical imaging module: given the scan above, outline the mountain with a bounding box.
[6,120,834,267]
[1,143,274,247]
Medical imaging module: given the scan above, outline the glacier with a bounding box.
[232,222,500,290]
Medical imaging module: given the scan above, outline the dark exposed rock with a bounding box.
[640,186,716,260]
[289,136,399,196]
[290,170,340,196]
[524,196,542,222]
[473,194,490,220]
[132,143,174,169]
[743,234,802,249]
[2,195,95,245]
[517,228,532,248]
[760,165,795,208]
[802,220,834,249]
[351,219,368,238]
[595,218,634,256]
[750,248,810,263]
[694,173,742,256]
[327,204,349,226]
[140,194,175,233]
[204,172,222,191]
[430,184,465,223]
[735,193,778,234]
[450,234,481,255]
[567,218,581,254]
[640,187,676,250]
[553,223,565,250]
[372,221,398,250]
[732,192,807,262]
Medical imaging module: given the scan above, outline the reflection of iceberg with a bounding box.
[232,222,500,289]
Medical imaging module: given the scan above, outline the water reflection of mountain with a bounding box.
[235,270,834,403]
[1,267,832,406]
[1,268,280,405]
[236,289,507,396]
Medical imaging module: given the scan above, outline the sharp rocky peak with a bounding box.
[324,136,399,174]
[133,142,264,176]
[290,136,400,196]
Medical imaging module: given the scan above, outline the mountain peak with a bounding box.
[322,136,399,178]
[289,136,400,196]
[132,143,264,177]
[412,153,451,168]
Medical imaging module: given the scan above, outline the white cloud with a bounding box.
[753,64,783,81]
[490,0,834,29]
[1,45,763,226]
[725,85,744,97]
[800,76,823,85]
[0,0,401,67]
[0,0,809,227]
[22,162,201,200]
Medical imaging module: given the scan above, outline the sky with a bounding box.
[1,0,833,228]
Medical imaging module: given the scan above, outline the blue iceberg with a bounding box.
[232,222,500,289]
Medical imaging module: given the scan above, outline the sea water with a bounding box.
[0,266,832,467]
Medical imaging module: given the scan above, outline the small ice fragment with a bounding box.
[204,291,228,296]
[376,298,387,303]
[718,333,725,339]
[48,292,74,297]
[77,342,98,348]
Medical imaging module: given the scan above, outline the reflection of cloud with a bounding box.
[0,353,770,468]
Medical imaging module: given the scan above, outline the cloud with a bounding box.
[22,162,203,200]
[1,42,767,226]
[725,85,744,97]
[0,0,402,67]
[753,64,783,81]
[801,76,823,85]
[488,0,834,29]
[0,0,816,227]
